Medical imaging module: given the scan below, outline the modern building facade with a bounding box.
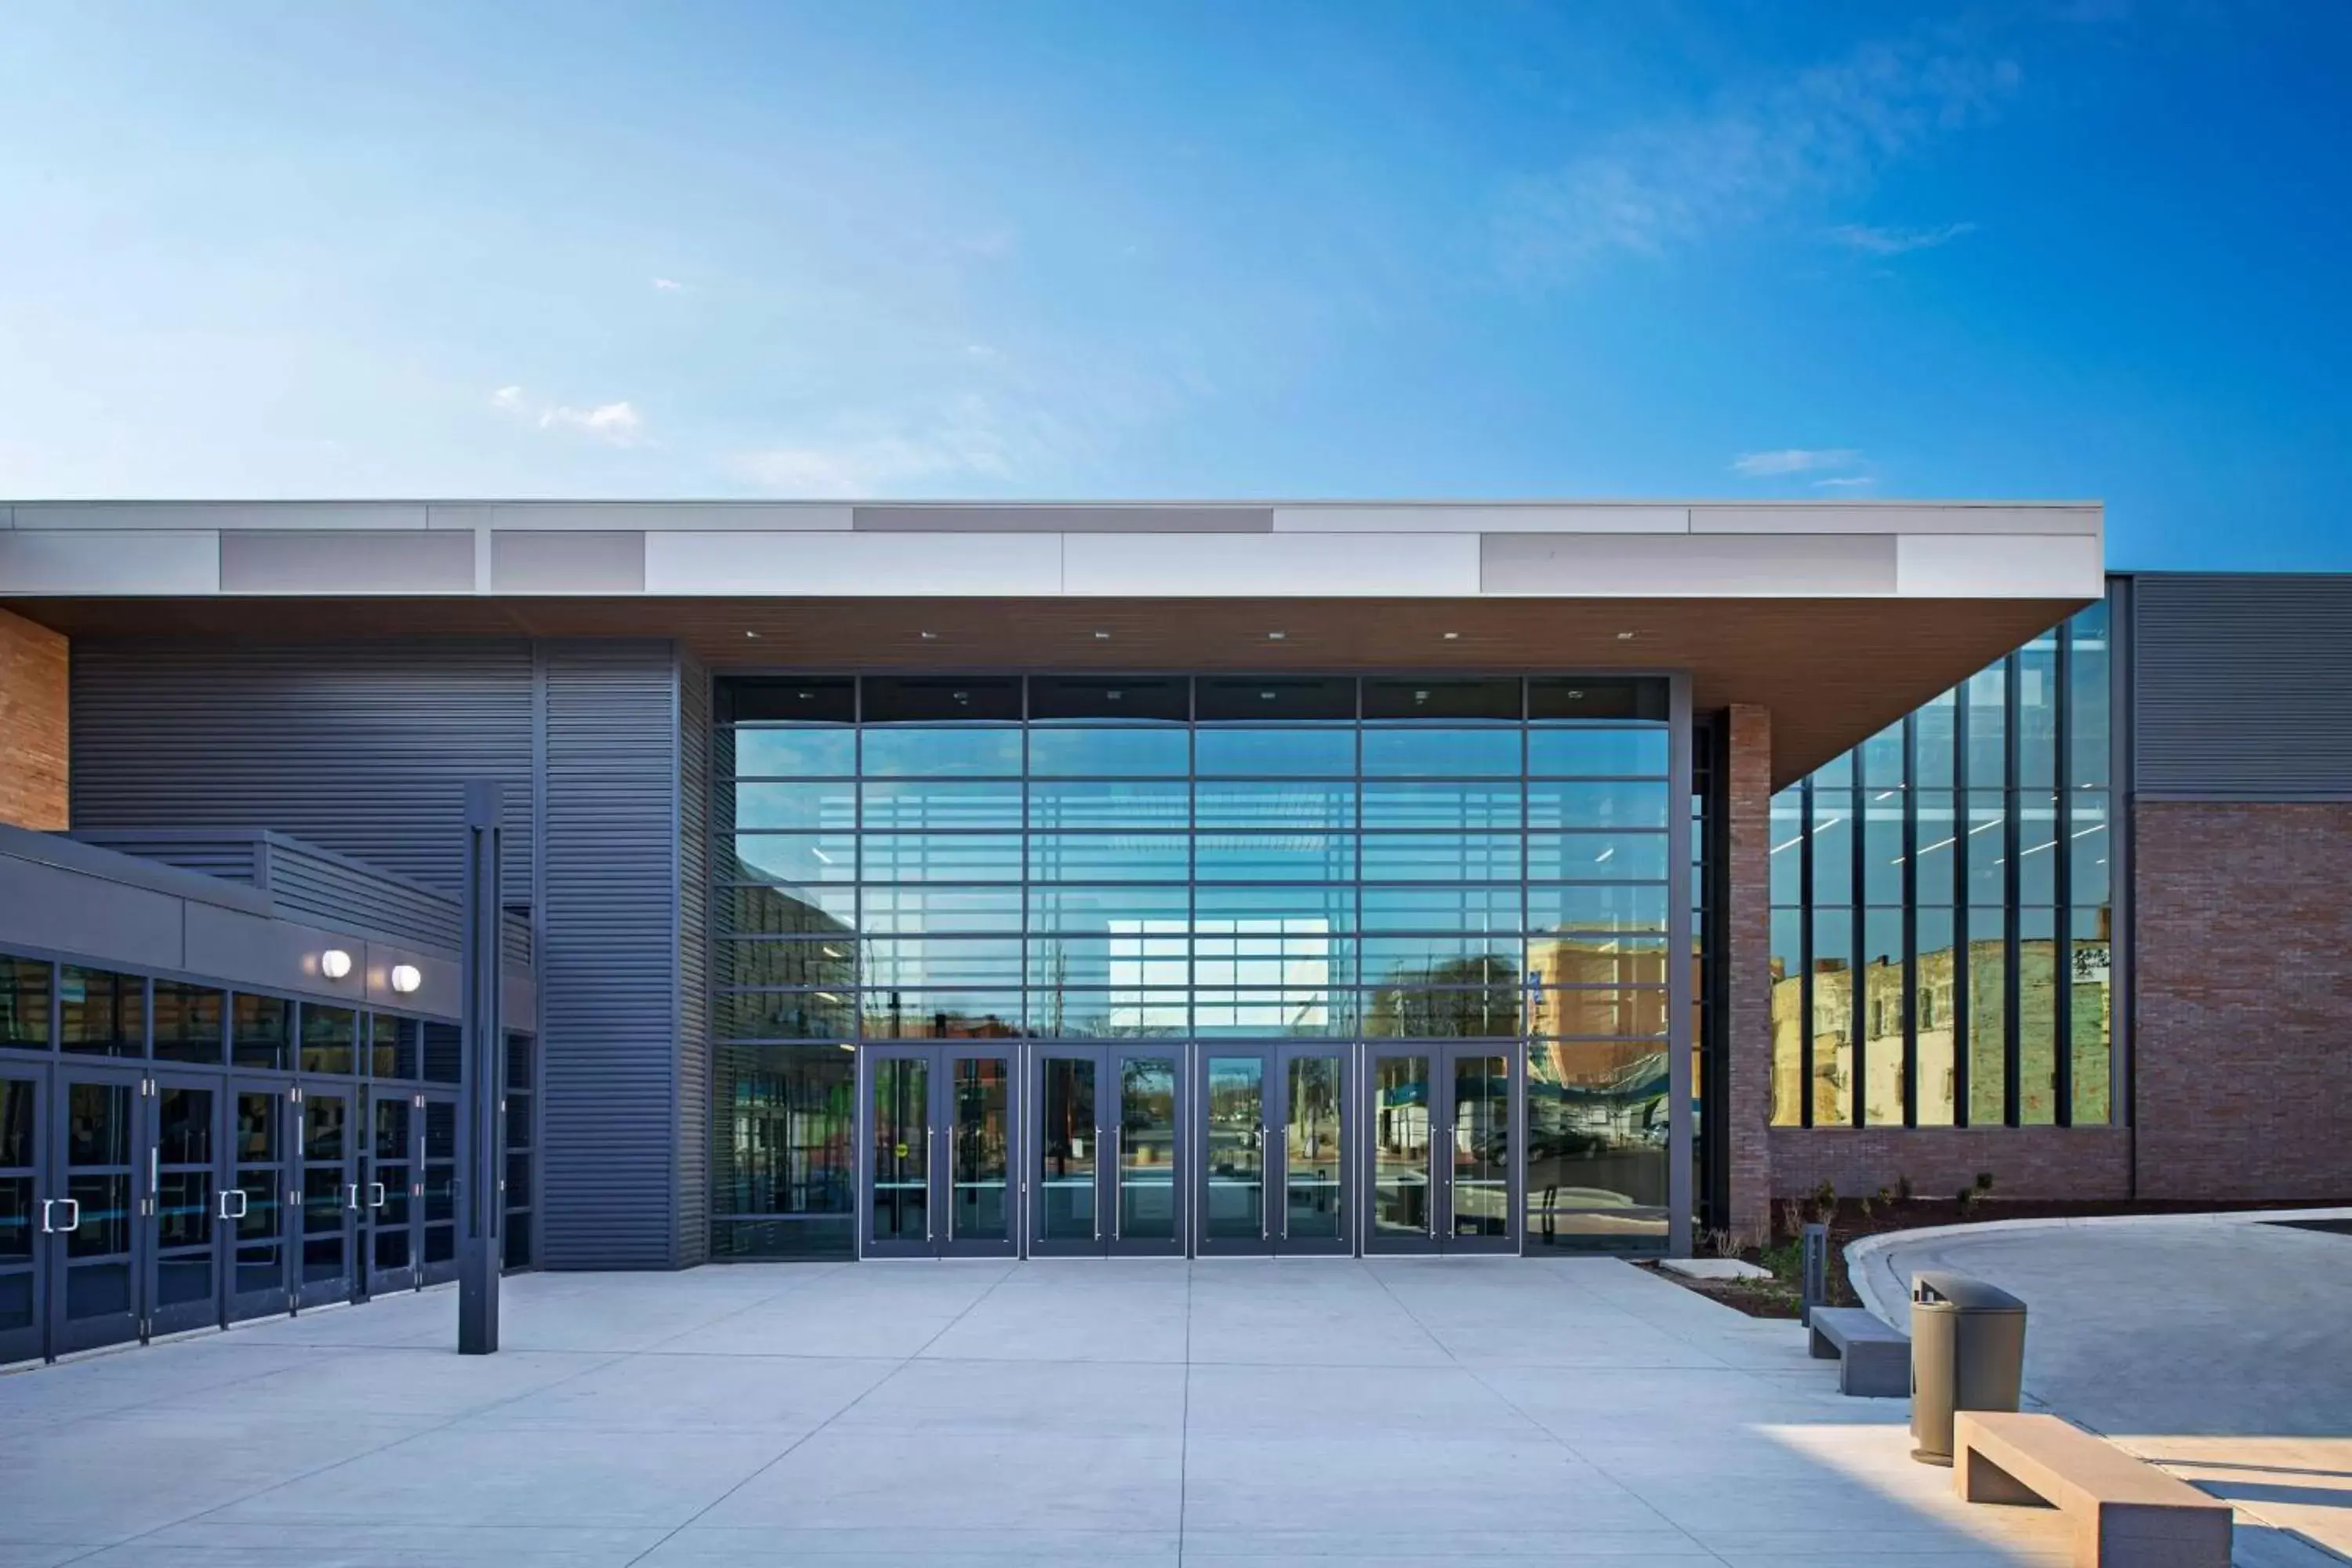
[0,499,2343,1359]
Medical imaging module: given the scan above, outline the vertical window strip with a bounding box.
[2054,621,2075,1127]
[1951,686,1971,1127]
[1901,712,1919,1127]
[1797,774,1814,1130]
[2003,654,2023,1128]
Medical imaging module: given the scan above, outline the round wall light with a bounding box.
[389,964,423,995]
[319,949,353,980]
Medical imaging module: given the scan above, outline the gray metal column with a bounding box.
[459,779,504,1354]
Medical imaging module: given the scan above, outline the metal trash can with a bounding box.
[1908,1271,2027,1465]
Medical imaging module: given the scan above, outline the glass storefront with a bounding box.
[709,674,1685,1257]
[1767,600,2114,1128]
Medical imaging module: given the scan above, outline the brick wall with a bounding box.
[0,608,67,829]
[1769,1127,2132,1208]
[1725,703,1773,1240]
[2135,800,2352,1200]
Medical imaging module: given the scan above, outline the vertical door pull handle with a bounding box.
[368,1183,387,1209]
[346,1183,362,1210]
[220,1189,249,1220]
[50,1198,82,1233]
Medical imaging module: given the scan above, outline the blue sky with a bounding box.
[2,2,2346,568]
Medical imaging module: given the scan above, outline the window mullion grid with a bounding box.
[2054,624,2074,1127]
[2003,654,2023,1129]
[1848,750,1866,1131]
[1798,775,1814,1130]
[1901,713,1918,1128]
[1951,684,1971,1127]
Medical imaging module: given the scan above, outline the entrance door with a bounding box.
[295,1086,360,1308]
[416,1091,459,1287]
[148,1073,226,1338]
[362,1089,417,1294]
[226,1080,292,1322]
[862,1045,1018,1259]
[1363,1044,1520,1254]
[1029,1047,1183,1258]
[1196,1046,1352,1256]
[0,1065,45,1364]
[46,1066,143,1354]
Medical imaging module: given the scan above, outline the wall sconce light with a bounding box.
[320,949,353,980]
[389,964,423,994]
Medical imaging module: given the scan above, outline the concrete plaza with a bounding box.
[2,1257,2082,1566]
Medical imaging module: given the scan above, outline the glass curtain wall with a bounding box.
[710,674,1681,1257]
[1768,600,2114,1128]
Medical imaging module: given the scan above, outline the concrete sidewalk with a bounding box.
[0,1257,2082,1566]
[1856,1209,2352,1564]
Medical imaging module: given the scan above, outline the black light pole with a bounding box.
[458,779,503,1354]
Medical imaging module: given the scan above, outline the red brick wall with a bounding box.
[1725,703,1774,1240]
[1769,1127,2132,1207]
[0,608,67,829]
[2135,801,2352,1200]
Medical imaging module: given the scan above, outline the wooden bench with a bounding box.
[1806,1305,1909,1397]
[1955,1411,2232,1567]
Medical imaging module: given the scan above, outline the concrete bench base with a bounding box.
[1806,1305,1908,1397]
[1955,1411,2231,1567]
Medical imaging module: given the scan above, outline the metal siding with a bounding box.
[67,833,263,886]
[675,653,712,1267]
[2133,575,2352,797]
[537,641,682,1269]
[70,641,536,902]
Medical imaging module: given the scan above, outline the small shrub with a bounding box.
[1809,1179,1838,1225]
[1779,1196,1804,1240]
[1957,1185,1980,1214]
[1974,1171,1996,1193]
[1894,1172,1915,1203]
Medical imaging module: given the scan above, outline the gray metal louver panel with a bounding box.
[71,641,535,902]
[68,833,263,886]
[675,654,712,1268]
[536,641,681,1270]
[2134,575,2352,797]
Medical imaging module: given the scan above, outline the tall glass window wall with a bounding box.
[1768,601,2114,1127]
[710,674,1682,1257]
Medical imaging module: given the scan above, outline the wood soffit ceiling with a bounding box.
[10,595,2089,787]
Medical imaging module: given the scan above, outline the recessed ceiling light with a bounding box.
[1616,630,1637,641]
[919,631,939,641]
[1093,630,1111,641]
[1267,630,1287,641]
[744,630,760,639]
[1442,631,1461,641]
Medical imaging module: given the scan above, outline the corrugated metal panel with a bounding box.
[675,652,711,1268]
[536,641,681,1270]
[267,836,464,948]
[2134,575,2352,797]
[71,641,536,902]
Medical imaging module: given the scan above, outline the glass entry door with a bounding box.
[1196,1047,1352,1256]
[294,1086,361,1308]
[225,1080,292,1322]
[416,1091,459,1287]
[362,1089,417,1295]
[862,1045,1018,1258]
[1029,1047,1183,1258]
[46,1067,142,1355]
[1363,1045,1520,1254]
[147,1073,225,1338]
[0,1066,45,1364]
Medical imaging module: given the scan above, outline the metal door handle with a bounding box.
[368,1183,387,1209]
[926,1128,936,1242]
[42,1198,81,1233]
[1110,1128,1121,1241]
[220,1189,249,1220]
[1261,1129,1270,1240]
[347,1183,361,1210]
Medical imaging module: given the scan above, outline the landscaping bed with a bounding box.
[1647,1191,2350,1320]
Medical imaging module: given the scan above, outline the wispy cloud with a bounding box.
[1733,448,1863,477]
[1813,474,1876,489]
[652,277,684,292]
[1497,33,2019,281]
[491,386,647,447]
[730,395,1065,498]
[1827,220,1977,255]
